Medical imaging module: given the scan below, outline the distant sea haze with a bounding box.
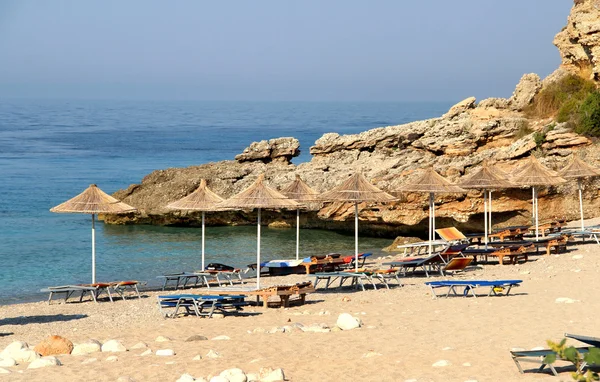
[0,99,451,304]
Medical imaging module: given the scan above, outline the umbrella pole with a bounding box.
[484,190,488,250]
[257,208,261,290]
[296,209,300,261]
[91,213,96,284]
[355,202,359,272]
[428,193,433,255]
[578,178,585,231]
[488,190,493,233]
[534,187,539,240]
[201,211,205,271]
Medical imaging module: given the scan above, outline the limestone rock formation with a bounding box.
[508,74,542,111]
[234,137,300,164]
[554,0,600,80]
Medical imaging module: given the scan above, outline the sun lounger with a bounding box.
[462,246,530,265]
[395,240,449,256]
[511,347,592,376]
[194,281,315,308]
[309,268,401,291]
[157,294,247,318]
[40,285,99,304]
[560,229,600,245]
[196,269,244,286]
[384,250,470,277]
[157,272,211,290]
[300,253,347,274]
[110,280,142,299]
[425,279,522,298]
[565,333,600,348]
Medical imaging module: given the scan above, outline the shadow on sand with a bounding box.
[0,314,87,326]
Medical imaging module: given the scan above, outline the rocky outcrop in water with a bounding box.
[107,1,600,238]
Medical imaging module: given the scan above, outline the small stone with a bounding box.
[519,270,530,275]
[131,342,148,350]
[249,358,261,364]
[140,349,152,356]
[211,335,230,341]
[336,313,361,330]
[253,328,266,334]
[177,374,196,382]
[432,360,450,367]
[185,335,208,342]
[442,347,453,351]
[0,357,16,367]
[555,297,578,304]
[72,340,102,355]
[246,373,258,382]
[268,327,284,334]
[462,362,471,367]
[101,340,127,352]
[27,356,61,369]
[0,368,10,374]
[220,367,247,382]
[206,350,221,359]
[572,255,584,260]
[342,297,351,302]
[258,367,285,382]
[362,351,382,358]
[192,354,202,361]
[81,358,97,364]
[331,326,342,332]
[156,349,175,356]
[105,355,119,362]
[571,269,582,273]
[155,336,171,342]
[464,380,478,382]
[117,377,136,382]
[212,313,225,319]
[12,350,39,363]
[33,335,73,356]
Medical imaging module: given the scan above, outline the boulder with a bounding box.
[34,335,73,356]
[101,340,127,352]
[336,313,362,330]
[443,97,477,119]
[508,73,542,111]
[71,339,102,355]
[235,137,300,164]
[220,368,247,382]
[28,356,61,369]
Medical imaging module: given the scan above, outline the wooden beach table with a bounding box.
[193,282,315,308]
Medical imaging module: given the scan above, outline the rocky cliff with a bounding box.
[108,0,600,238]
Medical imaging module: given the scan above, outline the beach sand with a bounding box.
[1,219,599,381]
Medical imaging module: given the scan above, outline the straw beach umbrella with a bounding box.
[319,173,396,271]
[512,156,566,239]
[166,179,224,271]
[396,168,465,255]
[216,174,299,289]
[50,184,137,283]
[458,163,516,248]
[559,156,600,231]
[280,175,321,261]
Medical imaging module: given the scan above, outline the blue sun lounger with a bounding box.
[425,279,522,298]
[157,294,248,318]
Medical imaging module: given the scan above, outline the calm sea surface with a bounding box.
[0,99,451,304]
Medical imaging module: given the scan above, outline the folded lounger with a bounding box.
[40,285,100,304]
[157,294,248,318]
[425,279,522,298]
[511,345,595,376]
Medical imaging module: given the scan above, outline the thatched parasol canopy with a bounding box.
[458,163,516,190]
[559,156,600,179]
[319,173,396,202]
[280,174,320,204]
[559,156,600,231]
[280,174,321,260]
[166,179,224,211]
[166,179,225,271]
[217,174,300,210]
[50,184,137,284]
[50,184,137,214]
[397,168,466,194]
[512,156,566,186]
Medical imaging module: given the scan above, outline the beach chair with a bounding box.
[40,285,100,304]
[425,279,522,298]
[110,280,142,300]
[384,247,469,277]
[511,347,593,376]
[339,253,373,270]
[157,294,247,318]
[309,268,400,291]
[300,253,346,274]
[156,272,210,290]
[193,281,315,308]
[565,333,600,348]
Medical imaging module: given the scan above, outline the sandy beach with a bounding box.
[0,219,598,382]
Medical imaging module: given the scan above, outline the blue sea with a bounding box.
[0,99,451,304]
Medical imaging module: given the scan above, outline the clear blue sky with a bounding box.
[0,1,573,102]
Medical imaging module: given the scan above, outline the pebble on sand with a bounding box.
[101,340,127,353]
[211,335,231,341]
[27,356,61,369]
[156,349,175,356]
[432,360,451,367]
[155,336,171,342]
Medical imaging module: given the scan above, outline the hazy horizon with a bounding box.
[0,1,573,103]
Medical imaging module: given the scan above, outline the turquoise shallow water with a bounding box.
[0,99,451,304]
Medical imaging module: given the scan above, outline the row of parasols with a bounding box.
[50,155,600,289]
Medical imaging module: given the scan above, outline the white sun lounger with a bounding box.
[40,285,99,304]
